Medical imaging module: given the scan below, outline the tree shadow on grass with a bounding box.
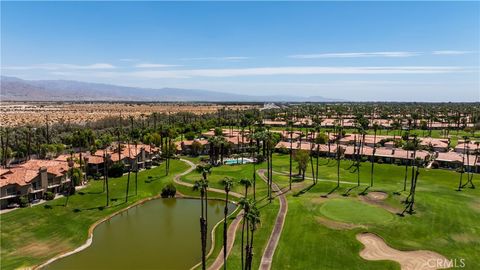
[86,190,104,195]
[321,185,339,198]
[359,185,370,195]
[392,190,404,196]
[293,183,316,197]
[342,185,360,197]
[145,176,161,183]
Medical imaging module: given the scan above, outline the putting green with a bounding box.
[319,198,394,224]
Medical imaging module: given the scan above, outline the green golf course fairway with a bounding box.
[319,199,394,224]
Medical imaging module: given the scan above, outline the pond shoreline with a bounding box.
[34,195,236,270]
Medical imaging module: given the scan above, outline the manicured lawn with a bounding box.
[181,156,263,196]
[270,154,480,269]
[319,199,394,224]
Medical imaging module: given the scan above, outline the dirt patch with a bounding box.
[356,233,449,270]
[12,239,71,258]
[311,194,340,204]
[359,193,400,214]
[316,216,367,230]
[470,199,480,213]
[451,233,480,244]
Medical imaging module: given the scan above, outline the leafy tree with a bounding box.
[191,141,204,156]
[294,150,310,180]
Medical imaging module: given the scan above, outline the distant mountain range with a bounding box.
[0,76,339,102]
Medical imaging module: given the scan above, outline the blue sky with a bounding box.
[1,1,479,101]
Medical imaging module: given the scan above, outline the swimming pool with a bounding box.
[224,158,253,165]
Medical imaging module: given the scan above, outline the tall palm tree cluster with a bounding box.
[193,163,260,270]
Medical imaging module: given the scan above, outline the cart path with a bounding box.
[257,169,288,270]
[175,159,242,198]
[207,210,244,270]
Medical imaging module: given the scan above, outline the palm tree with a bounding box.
[245,204,260,270]
[457,137,468,191]
[134,141,139,196]
[250,141,257,200]
[104,153,110,206]
[335,139,342,188]
[125,141,132,202]
[287,121,294,190]
[405,135,420,203]
[314,124,323,184]
[465,142,479,189]
[239,197,253,270]
[193,178,209,270]
[239,178,252,198]
[370,123,379,187]
[309,129,316,184]
[221,177,234,270]
[64,152,75,207]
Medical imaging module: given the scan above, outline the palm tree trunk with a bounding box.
[370,130,377,187]
[245,218,250,270]
[247,227,255,270]
[125,167,131,202]
[135,167,138,196]
[223,191,229,270]
[404,150,409,191]
[240,217,245,270]
[252,154,256,200]
[105,168,109,206]
[316,144,319,184]
[200,190,206,270]
[289,132,293,190]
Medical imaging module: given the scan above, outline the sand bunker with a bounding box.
[367,191,388,201]
[356,233,449,270]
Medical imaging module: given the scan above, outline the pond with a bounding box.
[44,198,236,270]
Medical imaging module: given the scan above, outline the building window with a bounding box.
[32,181,41,190]
[6,186,16,195]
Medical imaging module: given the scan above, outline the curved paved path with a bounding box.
[257,169,288,270]
[175,159,242,270]
[175,159,242,198]
[208,210,244,270]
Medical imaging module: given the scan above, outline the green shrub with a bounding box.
[161,183,177,198]
[18,196,29,208]
[277,146,289,154]
[185,131,196,140]
[68,185,76,195]
[108,162,125,178]
[44,191,55,201]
